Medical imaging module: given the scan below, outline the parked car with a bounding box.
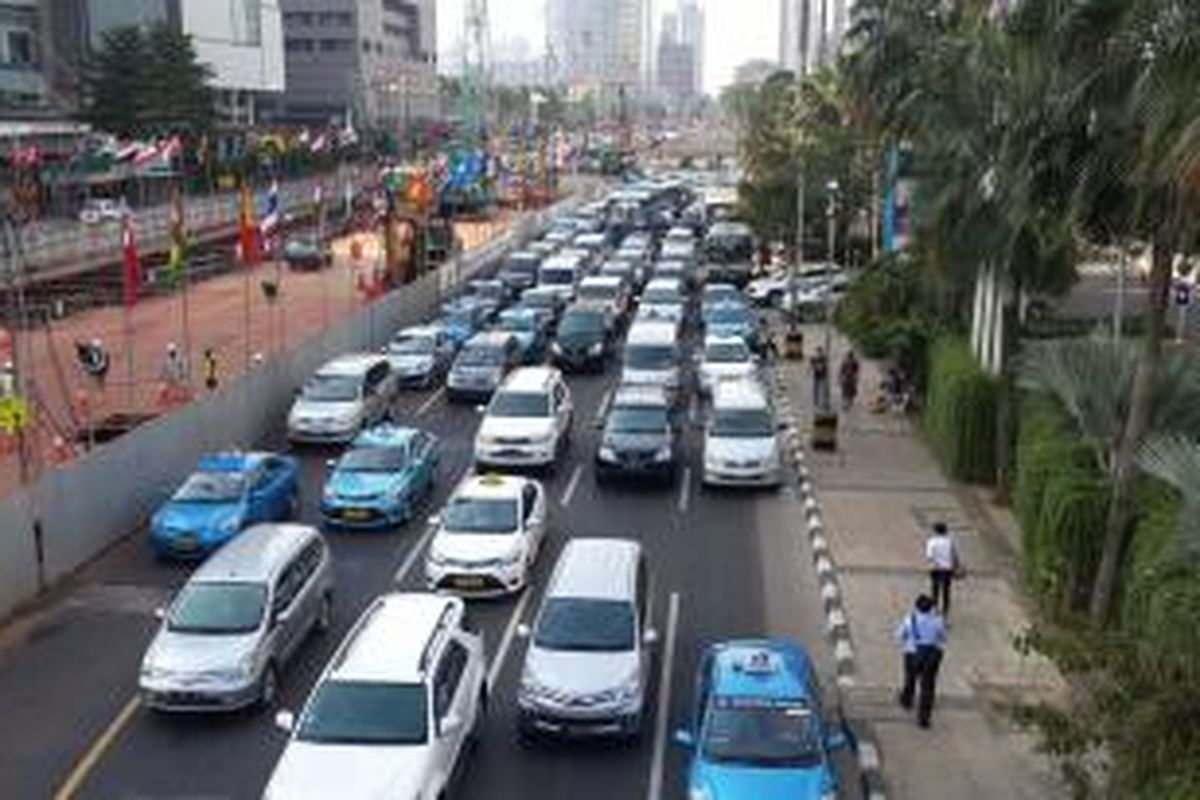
[150,451,299,560]
[321,424,439,529]
[474,367,573,471]
[266,594,486,800]
[674,639,849,800]
[283,234,332,271]
[383,325,453,388]
[595,384,679,484]
[287,354,397,444]
[494,307,549,364]
[139,524,332,712]
[551,304,615,373]
[426,473,547,596]
[446,331,520,402]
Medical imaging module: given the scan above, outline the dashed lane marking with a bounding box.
[488,587,533,689]
[677,466,692,513]
[560,463,583,506]
[415,386,446,417]
[646,591,681,800]
[53,695,141,800]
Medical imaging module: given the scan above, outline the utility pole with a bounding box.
[2,212,33,485]
[825,180,840,353]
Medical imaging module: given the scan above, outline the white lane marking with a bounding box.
[560,463,583,506]
[54,695,141,800]
[415,386,446,417]
[647,592,681,800]
[488,587,534,689]
[677,467,691,514]
[595,387,613,425]
[393,523,439,585]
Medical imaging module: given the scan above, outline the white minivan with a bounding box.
[287,354,396,443]
[538,253,586,303]
[621,320,683,406]
[702,378,783,488]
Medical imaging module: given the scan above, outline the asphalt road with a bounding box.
[0,315,852,799]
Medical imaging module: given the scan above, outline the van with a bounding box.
[702,378,783,488]
[538,253,586,302]
[703,221,756,288]
[288,354,397,443]
[621,320,683,405]
[517,538,656,740]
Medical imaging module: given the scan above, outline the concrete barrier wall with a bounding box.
[0,191,587,620]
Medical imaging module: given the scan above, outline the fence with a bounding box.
[0,192,580,621]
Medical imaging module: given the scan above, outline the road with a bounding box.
[0,321,851,799]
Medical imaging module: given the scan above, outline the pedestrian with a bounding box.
[895,594,947,728]
[202,347,219,392]
[75,338,110,389]
[839,351,860,410]
[160,343,188,402]
[925,521,960,615]
[810,346,830,410]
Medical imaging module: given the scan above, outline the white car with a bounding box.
[265,593,486,800]
[474,367,573,470]
[78,197,127,225]
[287,354,397,444]
[426,473,547,595]
[702,379,783,488]
[697,335,758,396]
[639,277,687,325]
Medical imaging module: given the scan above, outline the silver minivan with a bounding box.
[516,538,656,741]
[621,320,684,406]
[287,354,397,443]
[139,523,334,712]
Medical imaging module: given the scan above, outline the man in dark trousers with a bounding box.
[925,521,959,615]
[895,594,947,728]
[810,346,830,410]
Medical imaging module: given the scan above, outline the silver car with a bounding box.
[139,523,334,712]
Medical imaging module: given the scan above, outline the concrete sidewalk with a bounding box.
[778,324,1066,800]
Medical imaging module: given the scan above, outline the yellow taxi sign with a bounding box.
[478,473,507,486]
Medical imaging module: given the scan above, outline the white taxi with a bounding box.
[425,474,547,596]
[474,367,573,471]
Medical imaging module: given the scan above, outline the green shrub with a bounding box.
[922,336,998,483]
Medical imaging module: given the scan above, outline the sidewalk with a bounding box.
[778,324,1066,800]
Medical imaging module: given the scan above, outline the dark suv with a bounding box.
[550,304,614,373]
[594,385,678,483]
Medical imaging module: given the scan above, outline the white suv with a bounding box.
[474,367,573,471]
[265,593,486,800]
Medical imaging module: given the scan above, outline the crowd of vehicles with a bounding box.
[135,173,851,798]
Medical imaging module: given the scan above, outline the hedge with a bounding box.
[922,336,998,483]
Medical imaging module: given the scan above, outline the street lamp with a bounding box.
[824,179,840,353]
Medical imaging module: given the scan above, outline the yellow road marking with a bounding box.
[53,695,140,800]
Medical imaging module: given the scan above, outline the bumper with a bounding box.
[321,502,401,530]
[476,443,556,468]
[596,455,675,482]
[394,370,435,388]
[518,699,642,738]
[140,678,260,712]
[552,352,605,372]
[287,425,358,444]
[150,531,225,560]
[427,561,526,596]
[447,383,498,402]
[702,464,782,487]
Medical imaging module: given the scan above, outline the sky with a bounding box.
[436,0,776,94]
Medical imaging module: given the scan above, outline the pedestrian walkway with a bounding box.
[778,324,1066,800]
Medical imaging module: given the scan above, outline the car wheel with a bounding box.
[259,663,279,708]
[315,593,333,634]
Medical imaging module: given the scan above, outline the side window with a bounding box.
[366,362,389,393]
[553,383,567,408]
[636,558,648,628]
[412,432,428,459]
[272,560,302,615]
[522,484,538,521]
[433,640,469,720]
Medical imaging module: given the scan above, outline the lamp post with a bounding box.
[824,179,840,353]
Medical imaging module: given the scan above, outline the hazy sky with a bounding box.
[436,0,775,93]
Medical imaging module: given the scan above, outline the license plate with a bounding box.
[343,509,372,521]
[454,576,485,589]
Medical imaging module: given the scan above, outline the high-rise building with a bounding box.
[656,10,694,108]
[779,0,850,76]
[273,0,437,128]
[678,0,703,95]
[547,0,648,110]
[0,1,47,115]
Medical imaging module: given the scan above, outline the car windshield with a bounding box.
[498,314,535,332]
[704,288,740,305]
[522,292,554,308]
[303,374,361,402]
[457,345,503,367]
[541,267,574,285]
[167,581,266,634]
[712,409,775,438]
[388,335,434,355]
[559,310,605,335]
[503,256,539,275]
[297,681,428,745]
[338,447,407,472]
[608,405,668,434]
[644,286,682,304]
[489,391,550,417]
[473,283,503,299]
[580,284,618,302]
[702,699,822,767]
[288,236,318,249]
[625,344,676,370]
[445,309,476,327]
[708,305,751,325]
[706,232,754,264]
[706,342,751,363]
[534,598,636,652]
[444,496,519,533]
[175,470,245,502]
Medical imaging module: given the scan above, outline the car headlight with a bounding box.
[588,342,604,356]
[202,665,252,684]
[427,550,448,567]
[653,445,672,462]
[598,445,618,462]
[323,486,336,501]
[551,342,563,355]
[219,515,241,533]
[140,663,171,682]
[689,787,713,800]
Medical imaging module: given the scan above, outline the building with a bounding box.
[779,0,851,76]
[40,0,284,126]
[547,0,648,110]
[732,59,780,87]
[274,0,437,129]
[656,12,695,108]
[677,0,704,95]
[0,0,47,114]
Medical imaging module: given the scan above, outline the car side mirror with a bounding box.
[516,623,532,639]
[644,628,659,645]
[673,728,695,748]
[593,418,605,430]
[274,709,295,733]
[326,459,336,469]
[439,713,464,737]
[825,728,851,752]
[476,404,487,414]
[427,513,442,527]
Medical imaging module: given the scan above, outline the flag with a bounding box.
[311,133,328,153]
[122,214,139,308]
[260,180,280,238]
[239,184,259,267]
[164,190,188,288]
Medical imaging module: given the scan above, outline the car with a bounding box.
[640,277,688,326]
[701,283,746,317]
[474,366,574,471]
[747,264,846,307]
[282,233,332,270]
[446,331,521,402]
[697,335,759,396]
[538,253,587,302]
[665,225,695,244]
[426,473,548,595]
[776,281,847,317]
[577,275,632,321]
[544,227,576,247]
[517,285,567,329]
[468,278,510,320]
[150,451,299,560]
[702,379,783,488]
[572,232,610,260]
[599,259,641,291]
[140,524,333,712]
[551,303,615,373]
[661,238,698,268]
[746,272,793,306]
[704,222,756,287]
[266,594,486,800]
[527,239,560,260]
[494,307,548,364]
[383,325,453,388]
[703,302,762,352]
[595,384,679,483]
[78,197,127,225]
[287,354,397,444]
[441,297,490,349]
[517,538,657,741]
[674,639,849,800]
[498,251,543,293]
[652,258,695,291]
[321,425,440,529]
[621,320,684,406]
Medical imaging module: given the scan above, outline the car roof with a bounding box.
[704,283,740,296]
[330,593,464,683]
[708,639,814,701]
[351,423,421,449]
[581,275,622,288]
[505,250,541,262]
[548,538,641,601]
[542,253,585,269]
[463,331,515,348]
[522,285,559,298]
[196,450,272,473]
[500,306,538,320]
[626,320,679,345]
[456,472,526,500]
[645,277,682,291]
[394,324,440,339]
[192,523,317,584]
[317,353,386,376]
[713,378,769,409]
[612,383,669,407]
[500,366,557,394]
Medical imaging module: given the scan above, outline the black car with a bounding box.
[550,304,614,373]
[595,384,678,483]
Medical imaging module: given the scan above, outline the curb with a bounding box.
[772,371,888,800]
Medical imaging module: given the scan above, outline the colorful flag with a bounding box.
[239,184,259,267]
[260,180,280,238]
[122,213,139,308]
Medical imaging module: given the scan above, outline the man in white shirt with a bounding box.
[896,594,947,728]
[925,521,958,615]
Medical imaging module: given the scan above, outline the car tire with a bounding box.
[259,663,279,708]
[315,593,333,635]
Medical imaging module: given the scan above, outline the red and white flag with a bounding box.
[122,213,140,308]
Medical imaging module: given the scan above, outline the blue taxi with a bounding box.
[675,639,848,800]
[150,451,299,560]
[321,424,439,529]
